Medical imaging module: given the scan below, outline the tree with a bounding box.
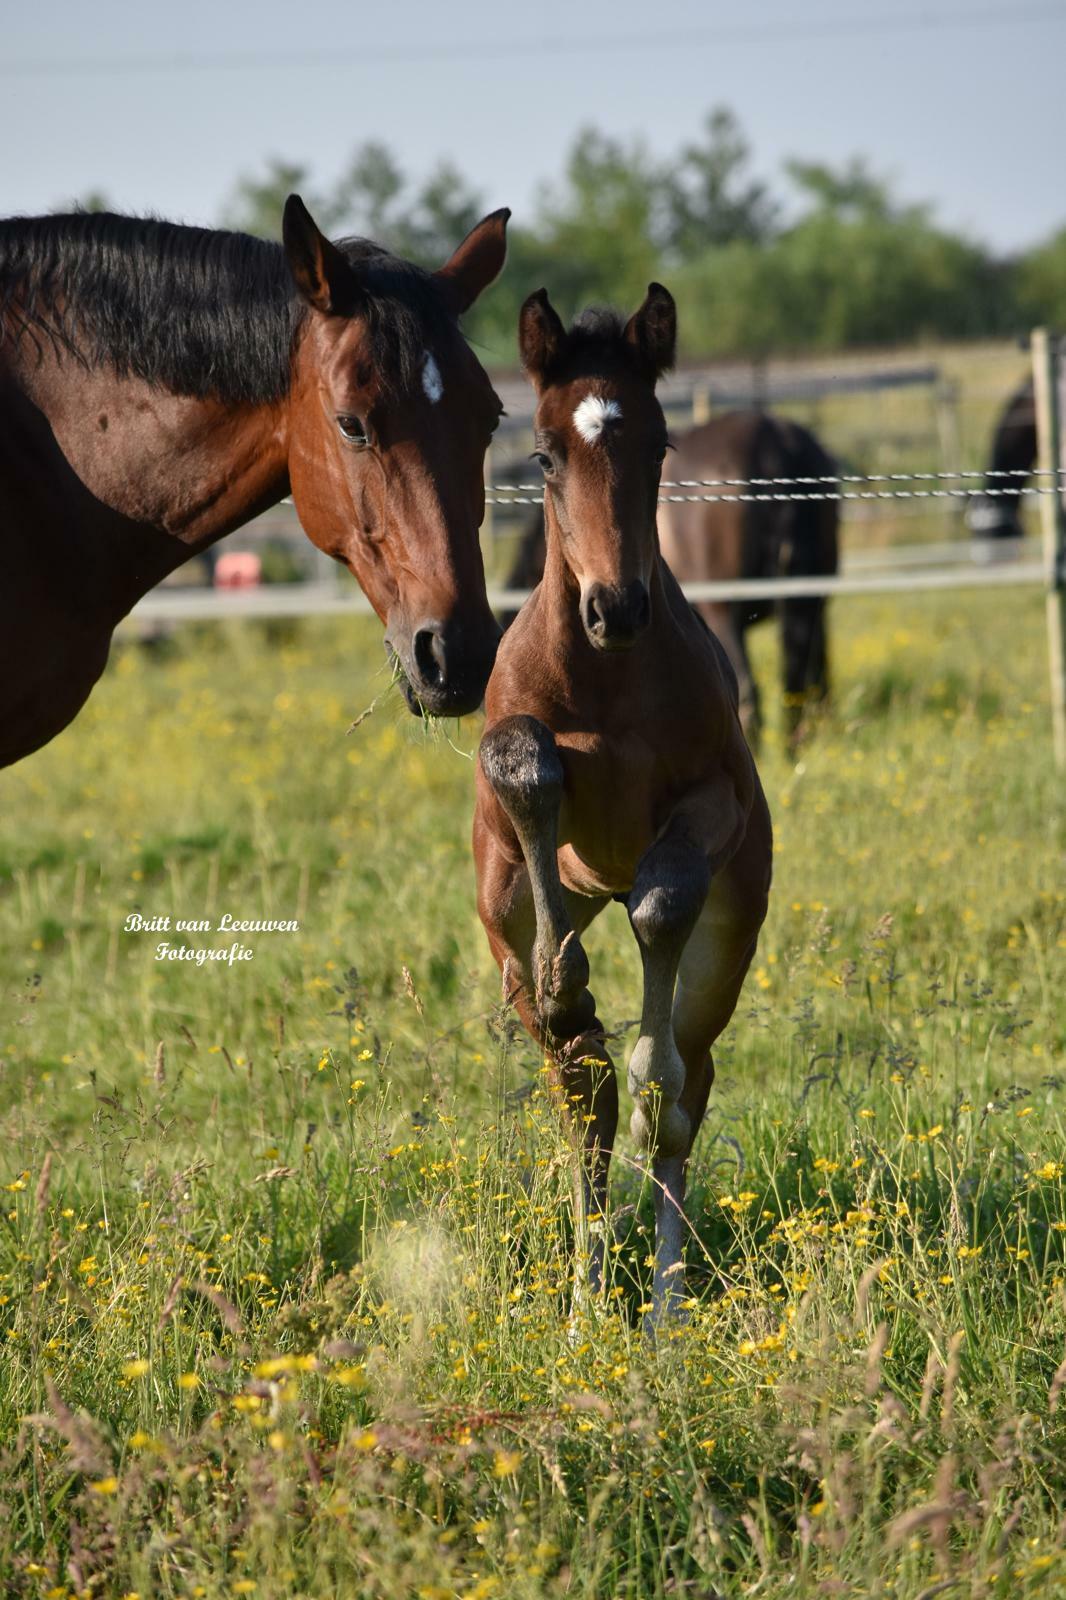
[529,128,663,315]
[224,159,322,239]
[1015,226,1066,331]
[662,107,778,256]
[785,156,902,221]
[330,142,407,244]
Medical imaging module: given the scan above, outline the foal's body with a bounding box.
[474,288,771,1321]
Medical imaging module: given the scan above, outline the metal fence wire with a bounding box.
[484,466,1066,506]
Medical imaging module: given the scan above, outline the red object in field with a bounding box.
[214,551,262,589]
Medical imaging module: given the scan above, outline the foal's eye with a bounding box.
[337,414,369,445]
[531,451,555,477]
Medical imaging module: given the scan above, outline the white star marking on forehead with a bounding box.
[422,352,444,404]
[573,394,621,443]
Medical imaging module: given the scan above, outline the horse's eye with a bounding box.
[532,451,555,478]
[337,414,369,445]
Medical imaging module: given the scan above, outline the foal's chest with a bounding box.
[552,727,682,895]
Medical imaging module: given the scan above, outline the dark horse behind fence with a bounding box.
[500,408,839,748]
[0,198,511,769]
[966,378,1036,545]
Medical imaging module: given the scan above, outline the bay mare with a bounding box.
[0,198,510,768]
[474,286,772,1325]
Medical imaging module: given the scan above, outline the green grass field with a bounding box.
[1,589,1064,1599]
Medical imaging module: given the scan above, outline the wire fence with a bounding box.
[129,465,1062,619]
[484,466,1066,507]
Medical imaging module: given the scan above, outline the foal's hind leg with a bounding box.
[667,787,772,1297]
[627,776,767,1326]
[626,819,712,1326]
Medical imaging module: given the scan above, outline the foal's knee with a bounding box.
[628,837,710,954]
[479,715,563,826]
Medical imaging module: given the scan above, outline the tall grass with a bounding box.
[0,590,1063,1597]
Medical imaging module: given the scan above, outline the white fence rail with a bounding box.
[130,558,1047,624]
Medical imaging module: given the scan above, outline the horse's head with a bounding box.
[283,196,508,716]
[518,284,676,652]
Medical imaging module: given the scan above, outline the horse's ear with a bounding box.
[624,282,676,380]
[282,194,360,316]
[519,289,567,384]
[434,207,510,314]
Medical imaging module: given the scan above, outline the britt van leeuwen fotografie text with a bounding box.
[122,911,301,967]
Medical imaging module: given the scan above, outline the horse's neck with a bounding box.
[11,348,290,612]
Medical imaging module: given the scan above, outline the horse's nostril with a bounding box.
[413,627,447,688]
[582,590,608,637]
[582,582,650,646]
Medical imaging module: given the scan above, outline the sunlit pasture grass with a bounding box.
[0,591,1063,1598]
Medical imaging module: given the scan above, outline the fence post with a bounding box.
[1031,328,1066,769]
[691,381,713,425]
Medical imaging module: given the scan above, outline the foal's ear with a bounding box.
[519,289,567,383]
[624,282,677,380]
[282,195,361,316]
[434,208,511,314]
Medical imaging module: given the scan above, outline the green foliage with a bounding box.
[222,109,1057,362]
[1016,225,1066,331]
[675,213,1009,357]
[224,141,485,269]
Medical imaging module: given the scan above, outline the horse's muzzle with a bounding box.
[386,616,501,717]
[580,579,651,652]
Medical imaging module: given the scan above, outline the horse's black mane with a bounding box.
[0,210,454,405]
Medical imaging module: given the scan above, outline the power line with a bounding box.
[3,4,1064,80]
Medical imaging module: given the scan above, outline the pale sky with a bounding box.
[4,0,1065,253]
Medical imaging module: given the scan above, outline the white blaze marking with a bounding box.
[573,394,621,443]
[422,352,444,404]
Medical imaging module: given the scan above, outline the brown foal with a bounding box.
[473,285,773,1324]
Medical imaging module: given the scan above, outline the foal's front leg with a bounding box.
[626,822,711,1326]
[480,715,597,1044]
[479,715,614,1293]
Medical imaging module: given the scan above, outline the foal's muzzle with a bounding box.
[581,580,651,652]
[386,615,501,717]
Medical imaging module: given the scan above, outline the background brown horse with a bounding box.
[0,197,509,768]
[500,408,839,747]
[661,410,839,747]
